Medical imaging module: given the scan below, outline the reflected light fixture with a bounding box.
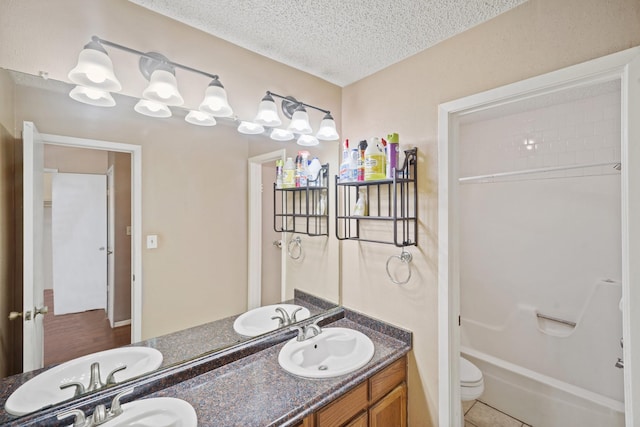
[245,91,339,143]
[237,121,265,135]
[134,99,172,118]
[68,36,232,125]
[270,128,294,141]
[69,85,116,107]
[185,110,216,126]
[297,134,320,146]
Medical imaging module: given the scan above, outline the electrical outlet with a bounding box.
[126,226,132,236]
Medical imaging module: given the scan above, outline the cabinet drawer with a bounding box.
[316,382,368,427]
[369,357,406,403]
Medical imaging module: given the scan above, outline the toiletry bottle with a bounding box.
[353,187,368,216]
[298,152,308,187]
[348,148,359,182]
[283,157,295,188]
[357,140,367,181]
[339,139,350,182]
[387,133,399,179]
[275,159,283,189]
[308,157,322,186]
[365,136,386,181]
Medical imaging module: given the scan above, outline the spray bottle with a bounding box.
[386,133,399,179]
[365,137,386,181]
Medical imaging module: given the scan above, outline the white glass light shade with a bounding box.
[316,114,339,141]
[185,110,216,126]
[134,99,171,118]
[270,128,294,141]
[254,94,282,127]
[142,69,184,106]
[199,79,233,117]
[237,121,265,135]
[297,134,319,146]
[68,45,122,92]
[287,106,312,134]
[69,86,115,107]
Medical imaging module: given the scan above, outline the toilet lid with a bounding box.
[460,357,483,385]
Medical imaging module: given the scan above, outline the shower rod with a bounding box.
[458,161,621,183]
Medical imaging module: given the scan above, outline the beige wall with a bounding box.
[1,0,341,340]
[341,0,640,425]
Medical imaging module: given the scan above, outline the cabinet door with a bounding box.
[346,412,368,427]
[316,382,368,427]
[369,383,407,427]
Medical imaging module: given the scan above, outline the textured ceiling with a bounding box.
[128,0,528,87]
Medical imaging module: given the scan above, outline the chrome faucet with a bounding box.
[291,318,323,342]
[57,388,133,427]
[60,363,128,397]
[271,307,304,327]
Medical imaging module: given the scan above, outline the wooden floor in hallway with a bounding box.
[43,289,131,366]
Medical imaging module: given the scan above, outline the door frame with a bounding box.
[438,46,640,427]
[40,133,142,342]
[107,165,115,328]
[247,149,287,310]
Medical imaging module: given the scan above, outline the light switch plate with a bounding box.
[126,226,132,236]
[146,235,158,249]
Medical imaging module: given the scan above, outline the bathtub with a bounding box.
[461,279,625,427]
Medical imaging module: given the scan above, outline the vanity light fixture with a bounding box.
[185,110,217,126]
[67,36,232,125]
[69,85,116,107]
[237,121,265,135]
[244,91,339,145]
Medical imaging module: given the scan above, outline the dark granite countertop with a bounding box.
[145,315,411,427]
[0,291,334,425]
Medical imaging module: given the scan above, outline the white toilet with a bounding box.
[460,356,484,425]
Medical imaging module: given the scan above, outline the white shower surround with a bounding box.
[437,47,640,427]
[458,84,623,426]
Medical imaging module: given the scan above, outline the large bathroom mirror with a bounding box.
[0,67,340,419]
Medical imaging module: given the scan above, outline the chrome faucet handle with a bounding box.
[275,307,291,325]
[60,381,87,397]
[290,307,303,323]
[87,362,104,392]
[109,387,135,417]
[91,404,107,425]
[271,315,285,328]
[57,409,88,427]
[105,365,127,386]
[290,326,305,341]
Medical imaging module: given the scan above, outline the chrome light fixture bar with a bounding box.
[68,36,233,126]
[248,91,339,145]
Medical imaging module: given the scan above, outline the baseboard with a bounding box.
[114,319,132,328]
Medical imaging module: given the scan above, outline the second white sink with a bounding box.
[278,327,375,378]
[101,397,197,427]
[233,304,311,337]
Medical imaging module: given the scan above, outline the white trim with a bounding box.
[247,150,287,310]
[107,165,115,328]
[438,46,640,427]
[40,133,143,343]
[114,319,132,328]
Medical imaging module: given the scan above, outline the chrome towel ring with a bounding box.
[287,236,303,260]
[386,248,412,285]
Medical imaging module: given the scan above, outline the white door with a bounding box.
[51,173,107,315]
[22,121,46,372]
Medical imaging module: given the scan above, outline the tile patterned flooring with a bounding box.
[463,400,532,427]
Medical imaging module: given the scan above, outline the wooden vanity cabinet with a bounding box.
[295,356,407,427]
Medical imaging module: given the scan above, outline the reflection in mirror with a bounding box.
[0,68,339,420]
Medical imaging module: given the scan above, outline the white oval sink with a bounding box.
[5,347,163,416]
[278,327,375,378]
[101,397,197,427]
[233,304,311,337]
